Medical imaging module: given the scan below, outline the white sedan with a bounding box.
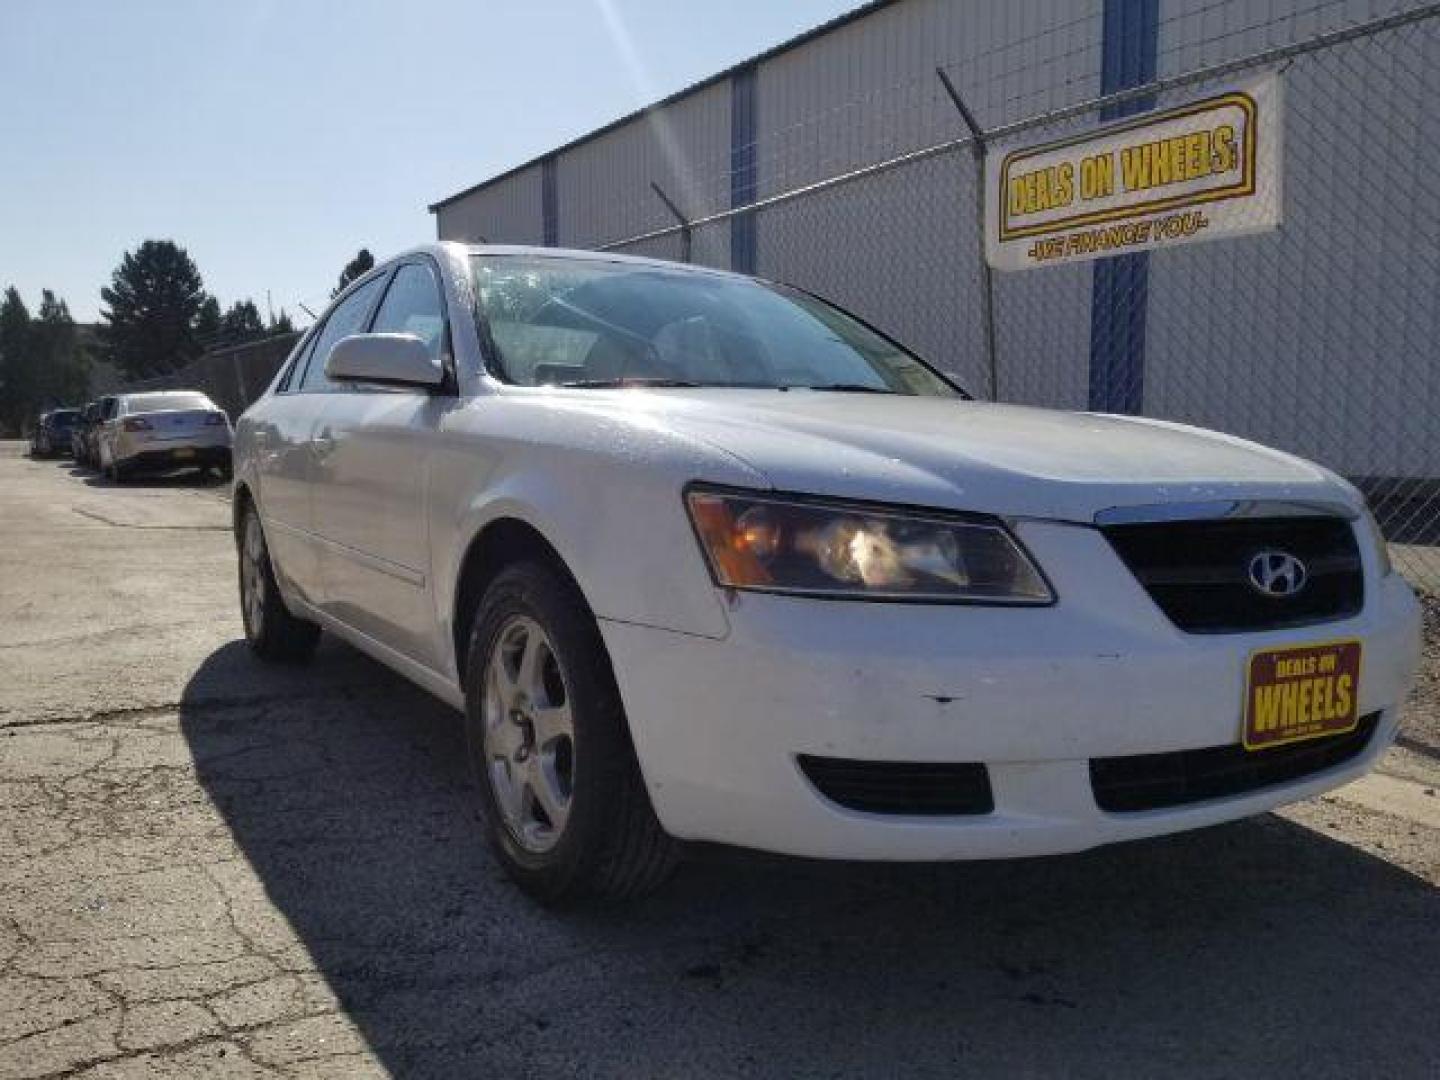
[232,243,1421,903]
[98,390,233,481]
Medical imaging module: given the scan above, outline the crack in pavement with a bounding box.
[0,688,412,731]
[69,507,229,532]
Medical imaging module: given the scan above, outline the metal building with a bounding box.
[429,0,1440,557]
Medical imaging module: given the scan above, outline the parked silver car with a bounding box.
[98,391,233,482]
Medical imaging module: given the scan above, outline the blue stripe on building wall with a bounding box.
[730,64,758,274]
[1088,0,1158,413]
[541,156,558,247]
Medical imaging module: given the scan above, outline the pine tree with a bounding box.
[33,291,89,406]
[332,248,375,298]
[194,296,222,351]
[99,240,207,378]
[0,288,87,433]
[0,287,35,434]
[220,299,266,344]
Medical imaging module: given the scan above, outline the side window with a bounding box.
[100,398,118,420]
[278,334,318,394]
[298,275,388,392]
[371,262,447,364]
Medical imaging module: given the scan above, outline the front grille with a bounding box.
[797,756,994,816]
[1090,712,1380,813]
[1102,516,1363,633]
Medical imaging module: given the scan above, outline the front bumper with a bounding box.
[601,519,1422,860]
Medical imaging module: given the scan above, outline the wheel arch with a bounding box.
[451,516,596,685]
[232,480,255,540]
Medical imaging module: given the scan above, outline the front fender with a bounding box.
[432,432,765,655]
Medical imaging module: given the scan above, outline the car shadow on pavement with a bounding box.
[181,641,1440,1079]
[77,469,228,489]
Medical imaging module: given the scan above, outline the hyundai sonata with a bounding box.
[232,243,1421,903]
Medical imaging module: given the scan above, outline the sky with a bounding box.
[0,0,860,323]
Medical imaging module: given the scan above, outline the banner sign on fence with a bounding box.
[985,73,1283,271]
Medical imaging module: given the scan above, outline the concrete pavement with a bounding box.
[1,442,1437,1079]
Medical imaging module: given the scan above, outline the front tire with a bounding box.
[239,504,320,662]
[463,562,677,904]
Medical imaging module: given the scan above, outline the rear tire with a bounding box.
[463,561,678,904]
[239,503,320,662]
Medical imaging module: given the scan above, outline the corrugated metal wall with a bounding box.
[431,0,1440,483]
[433,0,1105,404]
[1144,0,1440,478]
[434,168,545,246]
[560,79,733,255]
[753,0,1102,405]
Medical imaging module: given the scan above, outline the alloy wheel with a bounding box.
[482,615,575,853]
[241,514,266,637]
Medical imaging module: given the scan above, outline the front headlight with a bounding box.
[685,488,1053,603]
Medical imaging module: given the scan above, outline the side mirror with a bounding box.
[325,333,443,390]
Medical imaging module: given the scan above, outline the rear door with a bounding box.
[254,275,388,605]
[310,258,456,670]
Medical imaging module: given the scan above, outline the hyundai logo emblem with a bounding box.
[1247,551,1308,598]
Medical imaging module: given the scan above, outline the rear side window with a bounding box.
[298,275,388,392]
[371,262,447,364]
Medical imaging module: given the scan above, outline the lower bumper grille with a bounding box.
[797,756,994,816]
[1090,712,1380,813]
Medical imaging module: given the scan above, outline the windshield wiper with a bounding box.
[797,383,899,394]
[557,377,704,389]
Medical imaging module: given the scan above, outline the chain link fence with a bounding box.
[117,333,299,422]
[596,1,1440,594]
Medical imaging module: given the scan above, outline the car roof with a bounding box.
[391,241,750,282]
[121,390,212,403]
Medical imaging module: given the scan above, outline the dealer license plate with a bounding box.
[172,448,195,459]
[1242,640,1362,751]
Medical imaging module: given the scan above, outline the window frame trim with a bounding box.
[366,254,457,395]
[290,266,396,394]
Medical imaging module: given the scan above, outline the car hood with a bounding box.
[597,390,1357,522]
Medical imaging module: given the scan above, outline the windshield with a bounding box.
[49,411,80,426]
[124,392,214,414]
[470,255,960,396]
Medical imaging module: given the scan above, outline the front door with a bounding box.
[261,271,391,604]
[309,259,455,670]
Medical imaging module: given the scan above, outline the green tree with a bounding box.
[32,291,89,407]
[99,240,207,378]
[194,295,222,350]
[0,288,88,434]
[0,287,36,434]
[220,299,266,344]
[269,308,296,335]
[331,248,374,298]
